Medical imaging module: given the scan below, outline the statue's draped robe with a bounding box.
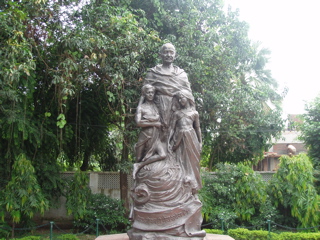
[171,110,202,193]
[145,65,191,130]
[129,65,205,238]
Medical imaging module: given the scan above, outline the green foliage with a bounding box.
[300,95,320,193]
[0,0,41,179]
[73,193,130,233]
[278,232,320,240]
[0,222,10,239]
[269,154,319,228]
[0,154,49,224]
[131,0,285,167]
[18,236,41,240]
[0,0,286,210]
[200,163,272,228]
[204,229,224,234]
[228,230,320,240]
[33,162,65,207]
[0,0,286,180]
[44,0,162,170]
[65,171,91,220]
[227,228,278,240]
[57,234,79,240]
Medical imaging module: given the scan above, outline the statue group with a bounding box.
[128,43,206,240]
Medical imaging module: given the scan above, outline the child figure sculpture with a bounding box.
[133,84,166,179]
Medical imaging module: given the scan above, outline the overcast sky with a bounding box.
[224,0,320,116]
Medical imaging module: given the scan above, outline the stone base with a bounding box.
[127,229,205,240]
[95,233,235,240]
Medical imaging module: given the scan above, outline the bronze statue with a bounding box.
[144,43,192,141]
[133,84,166,179]
[128,44,206,239]
[169,90,202,195]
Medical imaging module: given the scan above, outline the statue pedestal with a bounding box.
[95,233,235,240]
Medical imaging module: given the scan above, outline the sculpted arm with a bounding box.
[194,112,202,147]
[169,113,180,151]
[135,96,161,128]
[135,96,144,126]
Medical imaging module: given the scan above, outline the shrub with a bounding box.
[0,223,10,239]
[0,154,49,224]
[227,228,320,240]
[278,232,320,240]
[18,236,41,240]
[204,229,224,234]
[227,228,251,240]
[200,163,271,228]
[269,154,319,228]
[73,193,130,233]
[65,171,91,220]
[228,228,278,240]
[57,234,79,240]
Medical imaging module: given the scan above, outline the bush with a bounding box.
[57,234,79,240]
[269,154,319,228]
[278,232,320,240]
[228,228,278,240]
[200,163,271,229]
[0,154,49,225]
[204,229,224,234]
[0,223,10,239]
[228,228,250,240]
[227,228,320,240]
[65,171,91,220]
[73,193,130,233]
[18,236,41,240]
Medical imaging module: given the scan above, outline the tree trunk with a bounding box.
[120,117,130,214]
[11,221,15,239]
[80,151,90,171]
[120,171,129,212]
[209,146,215,171]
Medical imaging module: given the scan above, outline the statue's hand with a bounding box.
[154,122,161,128]
[147,114,159,122]
[143,165,151,171]
[172,144,178,151]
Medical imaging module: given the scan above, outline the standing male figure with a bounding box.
[144,43,192,142]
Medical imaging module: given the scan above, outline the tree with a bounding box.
[0,0,162,213]
[130,0,285,168]
[269,154,319,228]
[41,0,162,171]
[0,154,49,238]
[300,96,320,193]
[0,0,42,181]
[0,0,160,167]
[0,0,285,208]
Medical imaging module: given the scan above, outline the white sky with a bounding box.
[224,0,320,116]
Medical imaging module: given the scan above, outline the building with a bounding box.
[253,114,307,172]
